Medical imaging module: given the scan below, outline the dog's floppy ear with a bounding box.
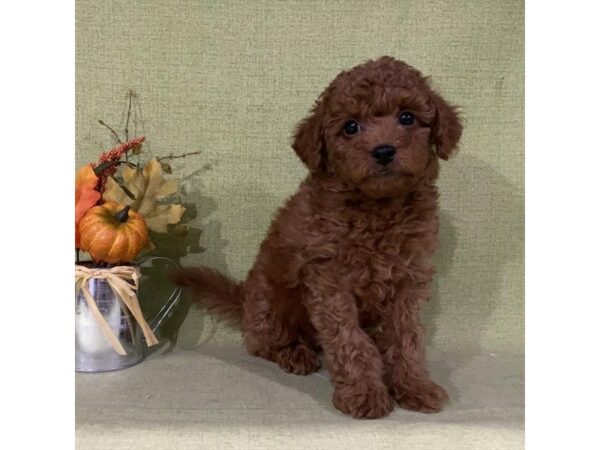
[292,101,326,172]
[429,91,463,160]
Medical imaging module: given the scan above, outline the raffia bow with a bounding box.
[75,265,159,355]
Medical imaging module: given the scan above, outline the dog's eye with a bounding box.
[398,112,416,126]
[343,120,360,136]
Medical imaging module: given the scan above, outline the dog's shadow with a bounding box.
[421,154,523,400]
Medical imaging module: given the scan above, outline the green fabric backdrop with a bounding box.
[76,0,524,354]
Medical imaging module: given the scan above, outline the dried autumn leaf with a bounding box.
[103,158,185,233]
[160,161,172,174]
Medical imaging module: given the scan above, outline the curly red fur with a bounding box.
[169,56,462,419]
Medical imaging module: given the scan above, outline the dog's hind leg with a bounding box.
[266,341,321,375]
[241,274,321,375]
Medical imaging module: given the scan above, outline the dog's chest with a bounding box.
[332,202,437,311]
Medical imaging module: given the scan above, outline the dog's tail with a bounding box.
[167,266,244,328]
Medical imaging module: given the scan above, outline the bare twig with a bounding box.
[93,159,137,175]
[124,90,134,160]
[125,90,133,142]
[156,150,201,162]
[98,120,123,143]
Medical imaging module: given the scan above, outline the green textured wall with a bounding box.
[76,0,524,353]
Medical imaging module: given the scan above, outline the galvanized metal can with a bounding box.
[75,257,181,372]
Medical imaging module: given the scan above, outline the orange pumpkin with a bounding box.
[79,202,149,264]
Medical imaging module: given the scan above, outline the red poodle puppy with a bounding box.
[169,56,462,419]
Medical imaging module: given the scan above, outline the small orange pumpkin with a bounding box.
[79,201,149,264]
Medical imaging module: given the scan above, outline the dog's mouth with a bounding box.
[369,167,413,179]
[375,168,396,177]
[356,166,418,198]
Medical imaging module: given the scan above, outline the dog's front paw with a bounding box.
[333,381,394,419]
[392,380,448,413]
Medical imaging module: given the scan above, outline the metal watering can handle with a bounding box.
[137,256,183,334]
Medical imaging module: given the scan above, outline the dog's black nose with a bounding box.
[371,145,396,165]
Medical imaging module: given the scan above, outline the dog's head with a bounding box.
[292,56,462,198]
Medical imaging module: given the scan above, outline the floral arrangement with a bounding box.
[75,93,202,370]
[75,93,199,266]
